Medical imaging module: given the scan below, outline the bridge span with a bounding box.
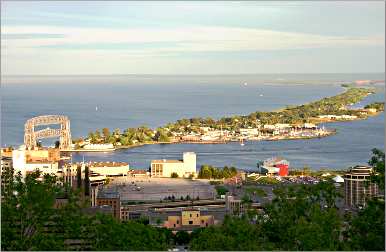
[24,115,72,150]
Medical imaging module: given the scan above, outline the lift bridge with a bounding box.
[24,115,72,150]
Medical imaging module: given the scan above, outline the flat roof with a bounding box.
[87,161,129,167]
[26,160,56,164]
[129,170,148,174]
[151,160,183,164]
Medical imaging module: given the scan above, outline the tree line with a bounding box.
[2,148,383,250]
[198,165,238,179]
[188,148,385,251]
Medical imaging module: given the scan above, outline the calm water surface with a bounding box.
[1,74,384,170]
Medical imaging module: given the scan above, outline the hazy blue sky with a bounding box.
[1,1,384,75]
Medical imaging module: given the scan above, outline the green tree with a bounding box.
[198,165,212,179]
[215,185,228,196]
[174,231,191,245]
[94,130,102,142]
[345,199,385,251]
[154,128,170,142]
[368,148,385,188]
[102,128,110,141]
[1,169,173,251]
[189,216,262,251]
[171,172,179,178]
[113,128,121,136]
[261,183,344,250]
[344,149,385,251]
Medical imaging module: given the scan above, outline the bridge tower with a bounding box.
[24,115,72,150]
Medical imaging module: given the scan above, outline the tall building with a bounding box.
[344,165,379,207]
[96,190,121,219]
[151,152,197,178]
[1,156,14,196]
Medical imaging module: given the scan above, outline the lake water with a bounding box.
[1,74,384,170]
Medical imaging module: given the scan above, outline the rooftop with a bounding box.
[26,159,56,164]
[346,165,373,175]
[129,170,148,174]
[152,159,183,164]
[86,161,129,167]
[97,190,120,199]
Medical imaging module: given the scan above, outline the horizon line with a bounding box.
[3,72,385,77]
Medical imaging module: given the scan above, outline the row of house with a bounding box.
[318,115,358,120]
[178,123,324,142]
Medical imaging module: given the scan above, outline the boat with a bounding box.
[244,82,248,86]
[95,106,98,111]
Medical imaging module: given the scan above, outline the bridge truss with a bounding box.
[24,115,72,150]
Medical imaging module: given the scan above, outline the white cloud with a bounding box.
[2,25,384,52]
[2,25,384,75]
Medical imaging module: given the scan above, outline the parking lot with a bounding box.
[105,177,216,202]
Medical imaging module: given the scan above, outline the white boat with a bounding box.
[95,106,98,111]
[244,82,248,86]
[259,94,263,97]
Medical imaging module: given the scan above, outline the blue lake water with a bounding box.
[1,74,384,170]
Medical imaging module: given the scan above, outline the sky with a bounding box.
[1,1,385,75]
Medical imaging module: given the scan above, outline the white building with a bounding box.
[318,115,337,119]
[83,143,114,150]
[263,125,276,130]
[83,162,130,177]
[151,152,197,178]
[338,115,358,120]
[239,128,259,136]
[12,145,60,177]
[274,123,291,129]
[303,123,317,129]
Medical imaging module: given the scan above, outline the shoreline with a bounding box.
[68,111,382,153]
[66,88,383,153]
[70,130,338,152]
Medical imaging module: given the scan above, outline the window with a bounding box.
[201,220,204,224]
[174,224,176,227]
[177,220,179,224]
[189,221,193,225]
[196,214,199,217]
[190,214,192,217]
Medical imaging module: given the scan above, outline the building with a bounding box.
[12,145,61,177]
[239,128,259,137]
[225,194,263,216]
[366,108,377,113]
[1,147,13,158]
[151,152,197,178]
[344,165,379,207]
[1,156,13,175]
[1,156,13,195]
[303,123,317,129]
[181,134,201,142]
[258,157,289,176]
[127,169,150,178]
[151,208,217,231]
[83,143,114,150]
[225,195,244,215]
[86,161,130,177]
[96,190,121,219]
